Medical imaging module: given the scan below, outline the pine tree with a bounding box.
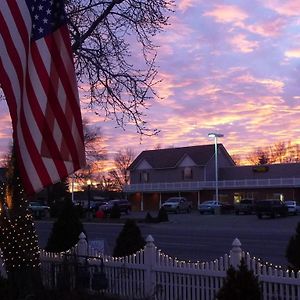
[286,222,300,270]
[0,148,44,299]
[45,198,85,252]
[157,207,168,222]
[113,219,145,257]
[216,259,261,300]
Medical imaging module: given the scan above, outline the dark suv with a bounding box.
[255,199,288,219]
[99,199,132,215]
[234,199,256,215]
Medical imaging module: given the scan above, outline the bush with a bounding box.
[145,212,156,223]
[113,219,146,257]
[286,222,300,270]
[45,198,85,252]
[216,259,261,300]
[157,207,168,222]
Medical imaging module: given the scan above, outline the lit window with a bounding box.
[183,167,192,180]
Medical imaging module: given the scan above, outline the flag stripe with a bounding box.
[0,1,86,195]
[25,68,68,178]
[0,37,54,188]
[0,4,52,188]
[31,40,81,168]
[51,27,84,132]
[53,29,86,166]
[0,59,39,194]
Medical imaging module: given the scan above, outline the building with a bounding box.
[125,144,300,211]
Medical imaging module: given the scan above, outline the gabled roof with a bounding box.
[129,144,234,170]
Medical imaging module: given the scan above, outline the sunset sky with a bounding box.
[1,0,300,168]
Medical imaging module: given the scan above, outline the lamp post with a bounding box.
[87,179,91,220]
[208,133,224,204]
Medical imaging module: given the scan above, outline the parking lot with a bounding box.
[36,209,300,267]
[130,209,300,232]
[122,209,300,265]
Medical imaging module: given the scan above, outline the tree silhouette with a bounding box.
[45,198,85,252]
[66,0,174,135]
[113,219,145,257]
[216,259,261,300]
[286,222,300,271]
[108,148,136,191]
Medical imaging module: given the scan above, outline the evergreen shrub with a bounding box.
[216,259,261,300]
[45,198,85,252]
[157,207,168,222]
[286,221,300,271]
[145,212,156,223]
[113,219,146,257]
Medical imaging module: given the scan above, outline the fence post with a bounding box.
[144,235,156,298]
[230,238,242,269]
[77,232,88,261]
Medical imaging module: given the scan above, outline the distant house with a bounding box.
[125,144,300,211]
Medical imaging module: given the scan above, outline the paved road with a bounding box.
[35,211,300,267]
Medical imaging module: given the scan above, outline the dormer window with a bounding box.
[183,167,193,180]
[140,171,149,183]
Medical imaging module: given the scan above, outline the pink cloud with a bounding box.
[265,0,300,17]
[285,48,300,58]
[203,4,248,24]
[177,0,199,12]
[244,17,287,37]
[229,34,259,53]
[235,74,285,94]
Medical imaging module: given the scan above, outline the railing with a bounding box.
[124,178,300,192]
[39,233,300,300]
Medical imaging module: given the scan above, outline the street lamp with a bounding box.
[208,133,224,204]
[87,179,92,220]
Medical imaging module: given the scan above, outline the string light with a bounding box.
[0,177,40,271]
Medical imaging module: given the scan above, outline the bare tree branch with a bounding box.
[65,0,174,135]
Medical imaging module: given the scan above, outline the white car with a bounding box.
[198,201,221,214]
[284,201,298,215]
[161,197,191,213]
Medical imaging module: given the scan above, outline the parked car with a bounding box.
[90,200,108,212]
[161,197,192,213]
[99,199,132,215]
[29,201,50,219]
[284,201,298,215]
[198,201,221,214]
[234,199,256,215]
[255,199,288,219]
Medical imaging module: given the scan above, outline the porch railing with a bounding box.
[124,177,300,192]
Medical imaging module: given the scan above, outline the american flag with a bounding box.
[0,0,86,195]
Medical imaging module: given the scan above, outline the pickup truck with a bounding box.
[256,199,288,219]
[161,197,192,213]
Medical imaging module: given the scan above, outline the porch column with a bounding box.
[141,192,144,211]
[197,191,201,206]
[159,193,162,208]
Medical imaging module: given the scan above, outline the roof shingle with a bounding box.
[129,144,232,170]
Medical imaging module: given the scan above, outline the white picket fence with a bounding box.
[39,233,300,300]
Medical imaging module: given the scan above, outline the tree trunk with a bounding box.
[0,152,46,299]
